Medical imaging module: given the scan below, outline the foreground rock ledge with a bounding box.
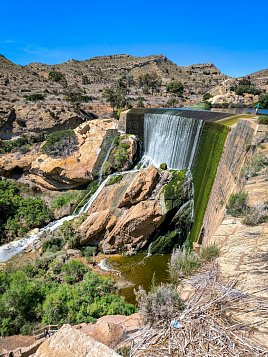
[35,324,120,357]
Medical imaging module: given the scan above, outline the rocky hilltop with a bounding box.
[1,52,268,137]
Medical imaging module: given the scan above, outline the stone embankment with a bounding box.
[200,118,260,245]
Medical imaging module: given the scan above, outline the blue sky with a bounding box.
[1,0,267,77]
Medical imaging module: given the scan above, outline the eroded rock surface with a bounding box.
[80,166,191,254]
[35,324,120,357]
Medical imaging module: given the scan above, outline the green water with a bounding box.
[108,254,170,304]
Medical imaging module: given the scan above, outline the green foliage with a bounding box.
[150,230,179,254]
[107,174,123,186]
[189,122,229,244]
[244,153,267,178]
[0,136,31,154]
[25,93,45,101]
[138,72,162,96]
[203,93,213,101]
[41,129,78,157]
[242,205,268,226]
[135,283,184,325]
[102,79,132,116]
[51,191,83,210]
[161,170,185,212]
[259,94,268,109]
[258,115,268,124]
[81,246,97,257]
[226,191,249,217]
[48,70,65,83]
[105,136,131,173]
[0,179,52,243]
[0,258,136,335]
[232,79,262,96]
[166,81,184,97]
[135,96,145,108]
[168,247,201,281]
[160,162,167,170]
[199,244,220,261]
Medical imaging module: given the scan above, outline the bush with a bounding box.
[51,191,82,210]
[0,258,136,335]
[48,70,65,83]
[168,247,201,281]
[226,191,249,217]
[199,244,220,261]
[242,205,268,226]
[81,246,97,257]
[135,284,184,326]
[166,81,184,97]
[0,179,52,243]
[244,153,267,178]
[107,174,123,186]
[0,136,31,154]
[258,115,268,125]
[41,129,78,157]
[259,93,268,109]
[25,93,45,101]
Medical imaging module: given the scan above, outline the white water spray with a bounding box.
[140,113,203,169]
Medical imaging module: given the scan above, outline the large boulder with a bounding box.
[30,120,117,189]
[119,165,159,207]
[75,313,143,349]
[35,324,120,357]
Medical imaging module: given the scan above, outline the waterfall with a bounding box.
[140,113,203,169]
[98,142,114,184]
[0,170,138,263]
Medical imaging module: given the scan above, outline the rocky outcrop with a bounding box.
[75,313,143,349]
[103,200,164,252]
[29,120,117,189]
[35,324,120,357]
[80,166,191,254]
[119,165,159,207]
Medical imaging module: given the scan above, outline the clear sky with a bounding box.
[1,0,267,77]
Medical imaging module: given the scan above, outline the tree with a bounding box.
[166,81,184,97]
[259,93,268,109]
[138,72,162,95]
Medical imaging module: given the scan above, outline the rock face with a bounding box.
[29,120,117,189]
[80,166,191,254]
[75,313,143,349]
[119,165,159,207]
[35,324,120,357]
[0,119,138,190]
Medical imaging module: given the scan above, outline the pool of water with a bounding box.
[108,253,170,304]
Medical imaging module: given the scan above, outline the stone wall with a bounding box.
[200,119,258,246]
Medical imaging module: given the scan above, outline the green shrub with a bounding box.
[107,175,123,185]
[258,116,268,125]
[48,70,65,82]
[226,191,249,217]
[0,136,31,154]
[244,153,267,178]
[0,179,52,243]
[242,205,268,226]
[168,247,201,281]
[0,258,136,335]
[199,244,220,261]
[259,93,268,109]
[81,246,97,257]
[51,191,82,210]
[41,129,78,157]
[135,283,184,325]
[25,93,45,101]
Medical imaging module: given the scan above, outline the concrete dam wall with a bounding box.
[119,108,257,246]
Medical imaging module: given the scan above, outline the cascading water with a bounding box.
[140,113,203,169]
[0,170,138,263]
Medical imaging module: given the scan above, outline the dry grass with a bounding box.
[128,264,268,356]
